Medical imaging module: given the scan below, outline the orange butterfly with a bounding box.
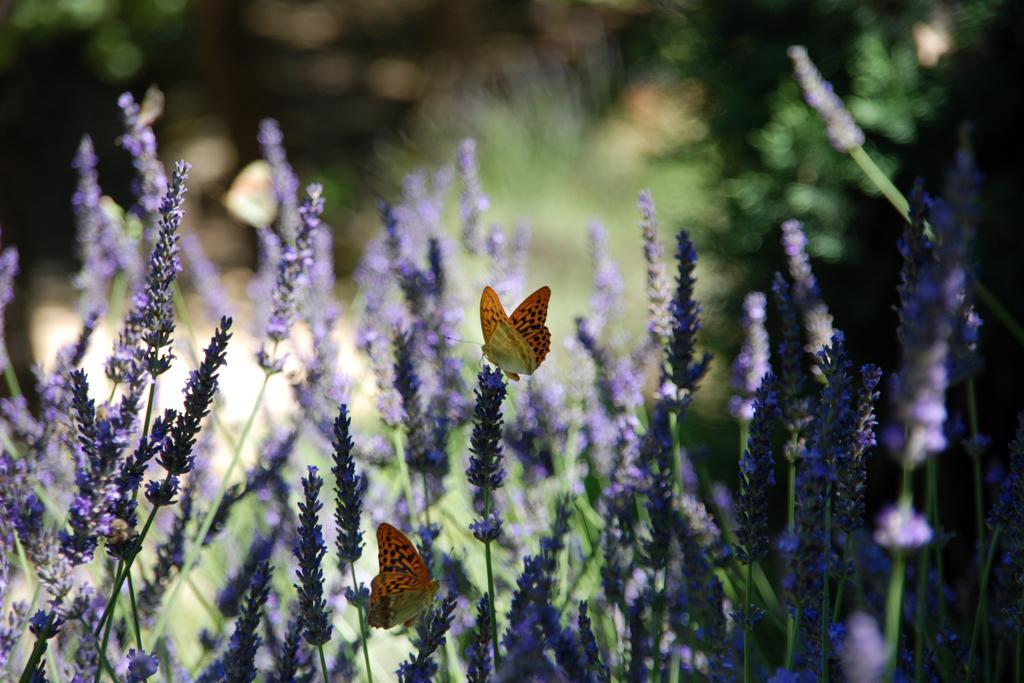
[480,285,552,381]
[368,523,440,629]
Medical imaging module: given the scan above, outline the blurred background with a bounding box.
[1,0,1023,588]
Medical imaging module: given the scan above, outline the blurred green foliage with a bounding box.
[0,0,188,81]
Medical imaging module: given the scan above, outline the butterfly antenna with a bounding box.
[446,335,481,345]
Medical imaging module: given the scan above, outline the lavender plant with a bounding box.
[1,61,1021,683]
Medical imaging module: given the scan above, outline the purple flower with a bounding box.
[586,220,623,336]
[874,504,932,551]
[662,231,711,407]
[772,273,810,435]
[887,186,965,465]
[260,184,324,370]
[780,220,834,358]
[125,649,160,682]
[332,404,366,565]
[107,160,189,382]
[465,594,493,683]
[394,330,445,478]
[638,189,673,344]
[72,135,135,312]
[258,118,300,236]
[396,593,458,683]
[787,46,865,152]
[467,367,508,541]
[117,87,168,228]
[729,291,771,420]
[835,364,882,533]
[293,466,332,646]
[217,532,276,617]
[224,560,273,683]
[944,145,984,383]
[0,229,19,374]
[60,369,127,565]
[157,317,232,478]
[181,233,233,323]
[840,612,887,683]
[457,138,489,254]
[735,375,780,564]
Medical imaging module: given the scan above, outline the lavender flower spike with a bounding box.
[730,291,770,420]
[841,612,888,683]
[332,404,366,565]
[638,189,673,343]
[466,595,493,683]
[72,135,131,312]
[586,220,623,336]
[0,227,18,373]
[735,374,780,564]
[117,87,168,226]
[293,466,332,646]
[258,118,300,237]
[662,230,711,405]
[457,138,489,254]
[886,189,965,466]
[787,46,865,152]
[874,503,932,551]
[396,594,458,683]
[156,317,232,479]
[781,219,834,357]
[260,183,324,370]
[224,561,273,683]
[467,366,508,543]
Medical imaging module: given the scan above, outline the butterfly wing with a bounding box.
[368,572,435,629]
[480,286,509,344]
[376,523,433,585]
[509,286,552,368]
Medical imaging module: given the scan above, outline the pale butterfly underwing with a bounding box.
[367,523,440,629]
[479,285,552,381]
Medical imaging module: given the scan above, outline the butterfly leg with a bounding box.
[504,370,520,381]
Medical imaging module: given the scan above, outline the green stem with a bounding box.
[743,561,753,683]
[884,467,914,682]
[966,528,1000,677]
[974,278,1024,348]
[832,535,853,623]
[913,526,929,683]
[17,617,52,683]
[422,473,431,526]
[150,370,271,643]
[390,430,417,524]
[925,460,945,629]
[848,146,909,220]
[127,567,143,650]
[3,349,22,398]
[883,551,906,683]
[318,643,330,683]
[785,606,801,670]
[350,563,374,683]
[483,540,499,671]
